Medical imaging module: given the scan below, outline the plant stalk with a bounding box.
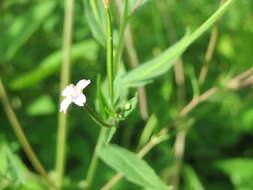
[84,105,114,128]
[55,0,74,188]
[85,128,106,189]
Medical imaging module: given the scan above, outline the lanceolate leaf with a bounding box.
[122,0,235,87]
[122,33,190,87]
[99,144,168,189]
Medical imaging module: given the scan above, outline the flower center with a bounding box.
[69,86,82,100]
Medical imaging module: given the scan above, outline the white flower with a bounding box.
[60,79,91,114]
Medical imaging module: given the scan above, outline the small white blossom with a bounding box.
[60,79,91,114]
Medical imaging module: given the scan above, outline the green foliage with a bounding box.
[122,34,190,87]
[26,95,55,116]
[183,165,205,190]
[128,0,151,14]
[83,0,106,46]
[137,114,157,149]
[10,40,99,90]
[1,0,253,189]
[215,159,253,190]
[99,144,168,190]
[0,1,57,60]
[0,143,47,190]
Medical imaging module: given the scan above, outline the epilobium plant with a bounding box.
[0,0,240,190]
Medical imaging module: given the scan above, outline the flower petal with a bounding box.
[76,79,91,91]
[61,85,75,97]
[73,93,86,106]
[60,98,72,114]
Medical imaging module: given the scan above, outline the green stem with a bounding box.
[85,128,106,189]
[0,78,56,189]
[114,0,129,69]
[55,0,74,188]
[84,2,115,189]
[105,5,114,104]
[84,105,114,128]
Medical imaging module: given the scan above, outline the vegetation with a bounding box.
[1,0,253,190]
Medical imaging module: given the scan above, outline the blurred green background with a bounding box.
[1,0,253,189]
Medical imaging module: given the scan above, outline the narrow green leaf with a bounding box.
[0,1,56,60]
[183,165,206,190]
[99,144,168,189]
[10,40,99,90]
[95,75,107,119]
[137,114,157,149]
[113,64,129,108]
[123,0,235,87]
[185,65,200,98]
[122,34,190,87]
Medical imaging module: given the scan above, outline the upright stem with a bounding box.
[85,128,106,189]
[55,0,74,188]
[171,129,187,190]
[104,3,114,104]
[0,78,56,189]
[85,1,114,189]
[198,0,225,85]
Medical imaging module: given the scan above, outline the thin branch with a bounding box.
[179,87,218,117]
[171,130,187,190]
[232,67,253,81]
[181,66,253,117]
[55,0,74,188]
[198,0,226,85]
